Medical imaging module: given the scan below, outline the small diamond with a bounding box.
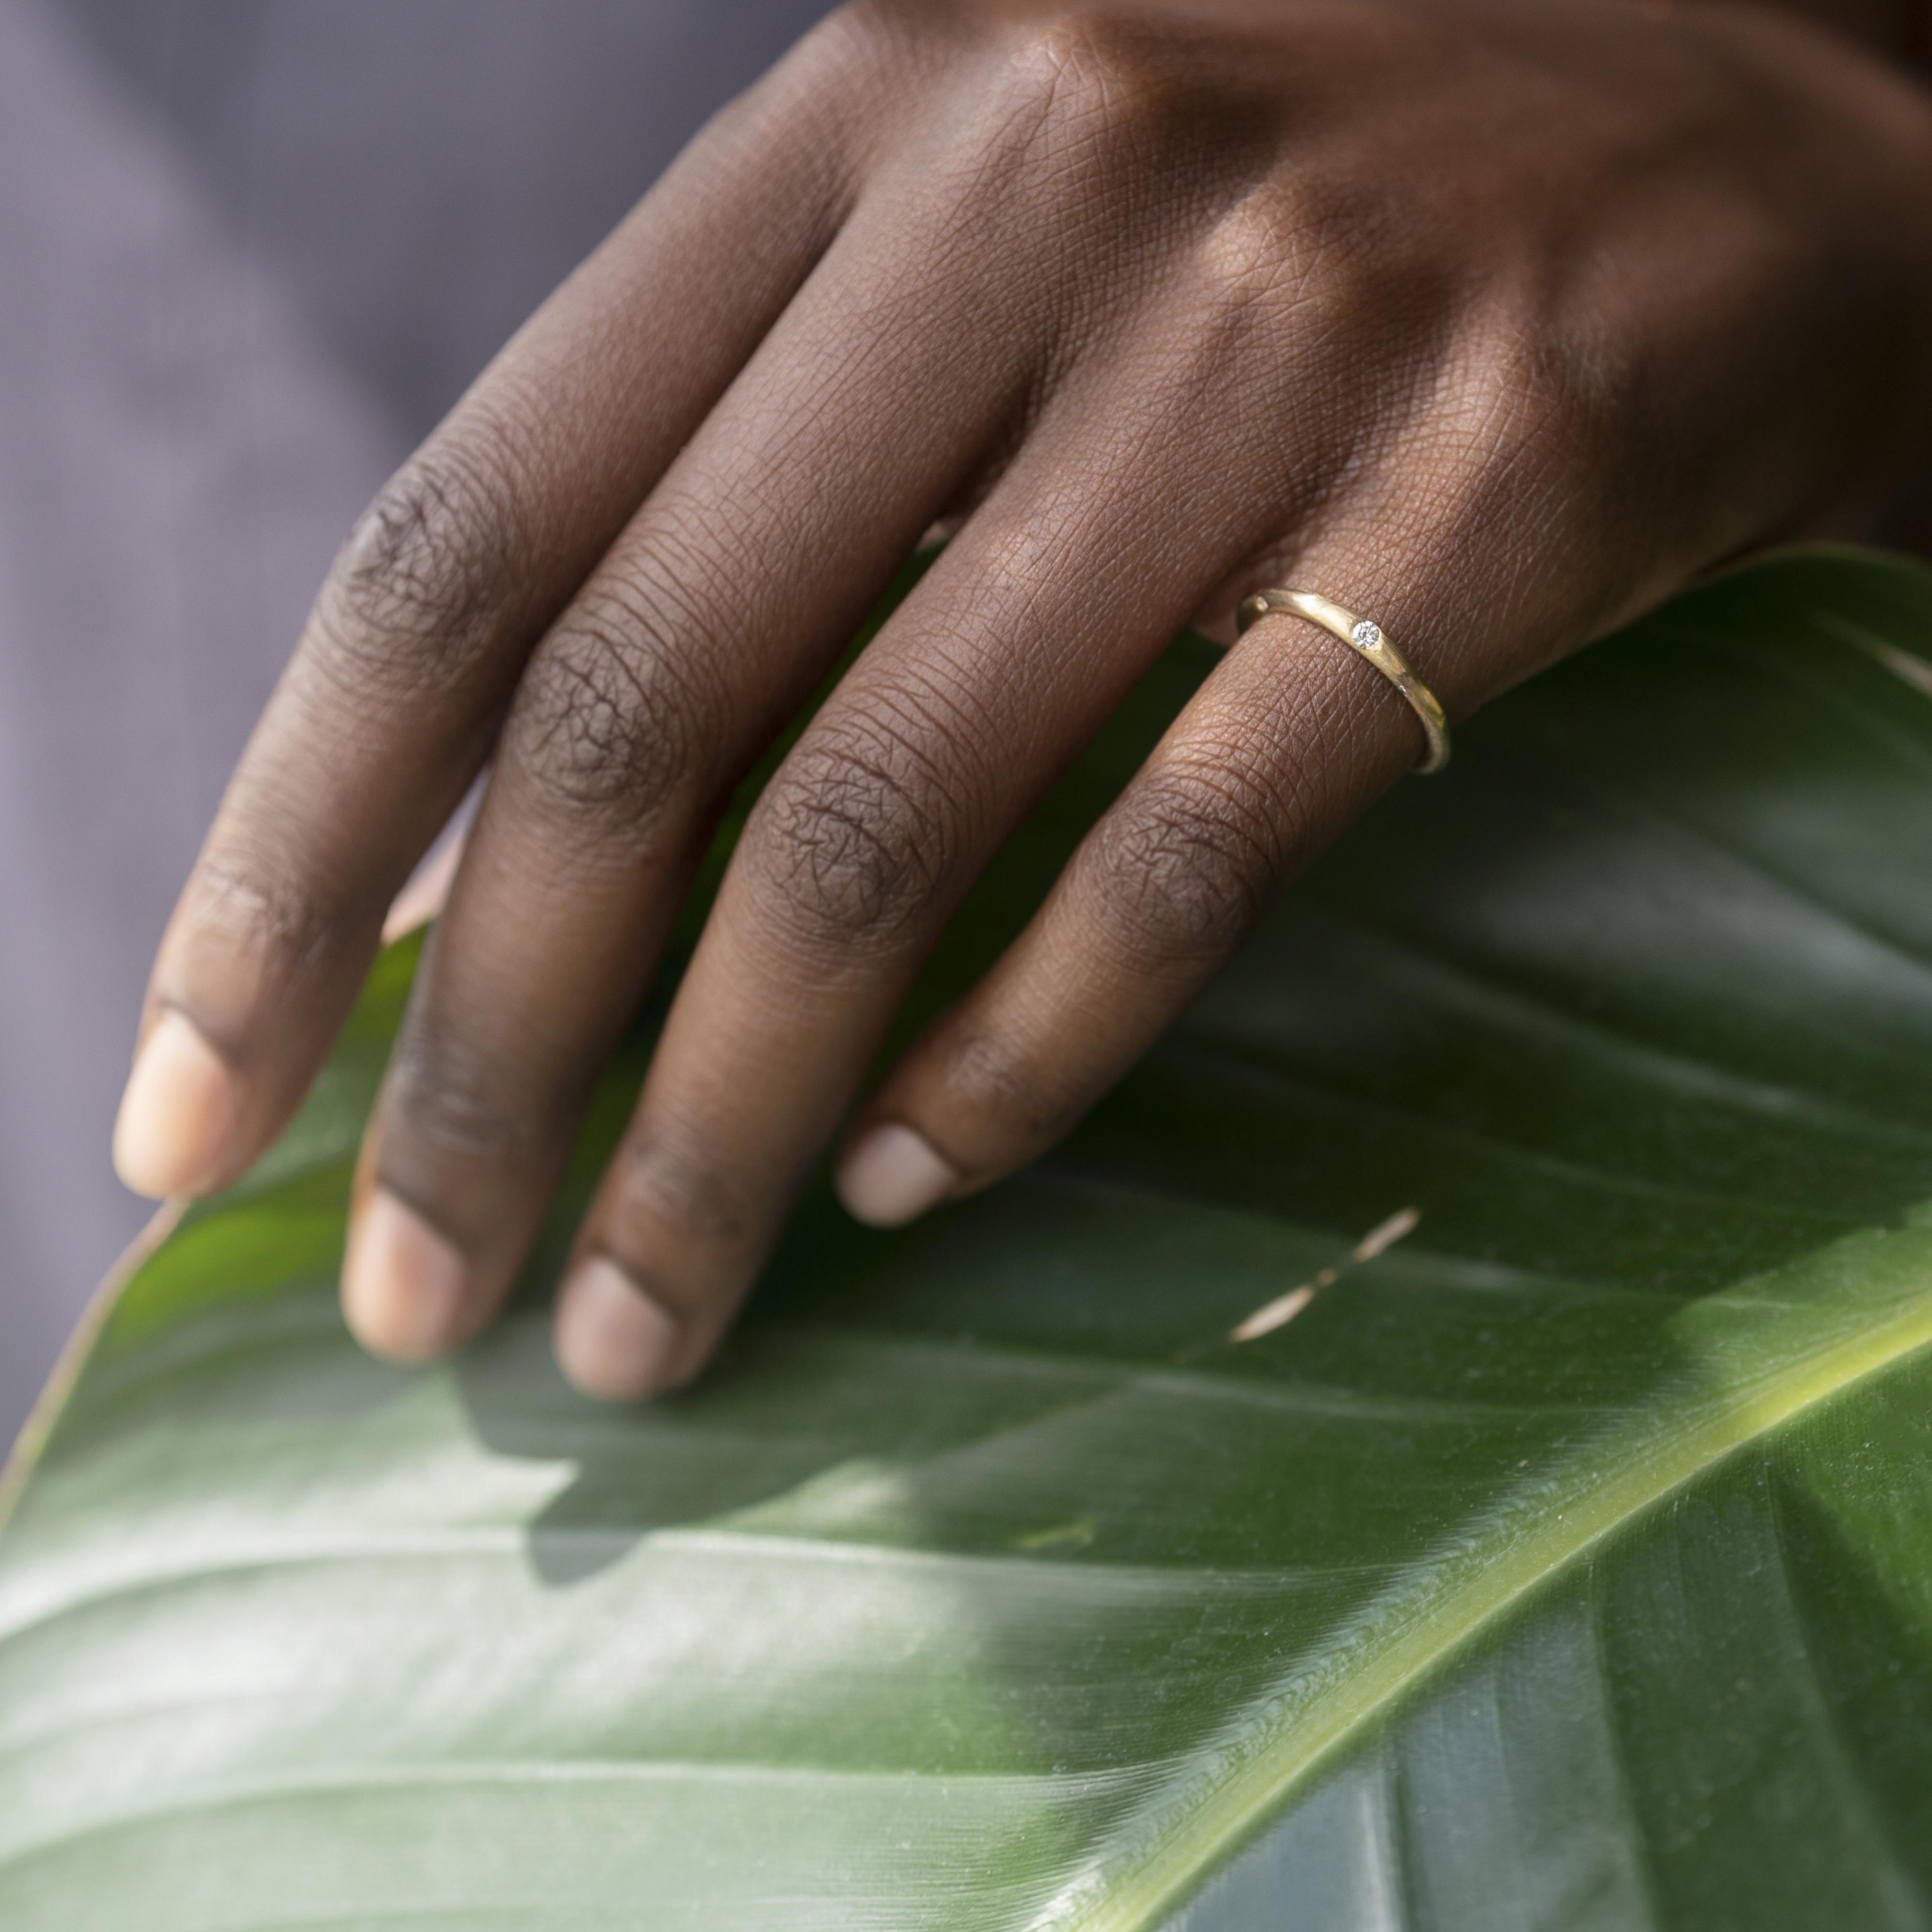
[1351,619,1382,650]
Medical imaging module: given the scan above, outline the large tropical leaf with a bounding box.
[5,548,1932,1930]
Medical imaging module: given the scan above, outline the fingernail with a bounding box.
[836,1123,959,1228]
[113,1010,238,1198]
[341,1189,474,1362]
[555,1255,683,1401]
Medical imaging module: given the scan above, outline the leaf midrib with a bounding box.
[1043,1238,1932,1932]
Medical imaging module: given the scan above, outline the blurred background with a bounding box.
[0,0,831,1449]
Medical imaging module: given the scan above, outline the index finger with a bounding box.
[112,24,867,1201]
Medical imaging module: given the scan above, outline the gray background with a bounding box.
[0,0,829,1449]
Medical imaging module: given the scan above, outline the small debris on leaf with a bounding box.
[1229,1206,1421,1344]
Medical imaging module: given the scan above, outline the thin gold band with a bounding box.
[1236,588,1450,775]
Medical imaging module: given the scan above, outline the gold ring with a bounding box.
[1236,589,1450,775]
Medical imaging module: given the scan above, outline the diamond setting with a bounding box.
[1351,619,1382,651]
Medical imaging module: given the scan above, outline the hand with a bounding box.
[114,0,1932,1398]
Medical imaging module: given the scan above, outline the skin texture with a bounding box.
[114,0,1932,1399]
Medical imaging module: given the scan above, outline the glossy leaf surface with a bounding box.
[5,550,1932,1929]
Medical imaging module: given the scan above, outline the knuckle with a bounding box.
[504,582,719,839]
[1183,184,1413,455]
[315,441,526,693]
[385,1014,548,1166]
[1196,196,1300,318]
[183,851,357,988]
[987,11,1167,179]
[611,1130,756,1250]
[1437,320,1632,545]
[1085,762,1276,962]
[1203,174,1366,307]
[944,1024,1079,1147]
[741,712,958,955]
[1196,172,1397,357]
[1013,12,1131,97]
[809,0,913,82]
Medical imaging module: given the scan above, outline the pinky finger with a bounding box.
[833,580,1460,1226]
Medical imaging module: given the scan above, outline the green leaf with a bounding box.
[6,547,1932,1930]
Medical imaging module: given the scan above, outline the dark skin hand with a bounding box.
[114,0,1932,1398]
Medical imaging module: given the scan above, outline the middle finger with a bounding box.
[552,309,1312,1396]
